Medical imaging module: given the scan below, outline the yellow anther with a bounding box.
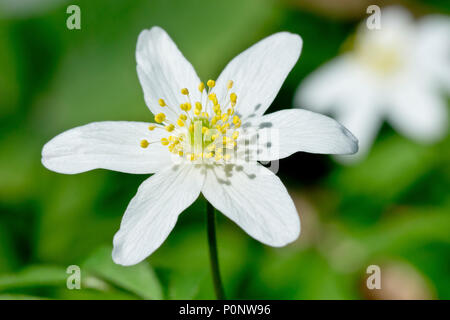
[205,152,214,159]
[161,138,169,146]
[232,131,239,140]
[177,119,185,127]
[179,114,187,121]
[208,94,218,106]
[227,80,234,89]
[178,151,184,156]
[211,117,217,126]
[194,108,201,115]
[168,136,176,142]
[198,82,205,92]
[232,115,240,125]
[155,113,166,123]
[168,144,175,152]
[207,79,215,88]
[165,124,175,132]
[215,153,222,161]
[148,124,156,131]
[221,114,229,122]
[185,103,192,111]
[180,103,186,111]
[234,120,241,128]
[158,99,166,107]
[202,127,208,134]
[189,124,194,132]
[189,153,195,161]
[140,139,149,148]
[181,88,189,95]
[211,134,217,141]
[230,92,237,103]
[195,102,202,110]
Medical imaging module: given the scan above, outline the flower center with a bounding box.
[355,43,401,75]
[353,29,405,76]
[140,79,242,162]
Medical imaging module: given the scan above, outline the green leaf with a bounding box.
[0,265,67,291]
[168,270,204,300]
[82,246,163,300]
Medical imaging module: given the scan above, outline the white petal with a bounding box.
[113,164,204,266]
[241,109,358,161]
[202,163,300,247]
[414,15,450,91]
[387,82,448,143]
[294,55,367,113]
[357,6,414,47]
[214,32,302,119]
[42,121,172,174]
[136,27,201,122]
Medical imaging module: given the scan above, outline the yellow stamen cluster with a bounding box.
[155,113,166,123]
[140,79,241,162]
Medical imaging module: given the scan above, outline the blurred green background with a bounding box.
[0,0,449,300]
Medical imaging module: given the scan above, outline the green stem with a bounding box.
[206,201,226,300]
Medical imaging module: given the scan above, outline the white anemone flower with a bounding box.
[295,6,449,163]
[42,27,358,266]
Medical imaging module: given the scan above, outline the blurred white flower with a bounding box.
[295,6,449,163]
[42,27,358,266]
